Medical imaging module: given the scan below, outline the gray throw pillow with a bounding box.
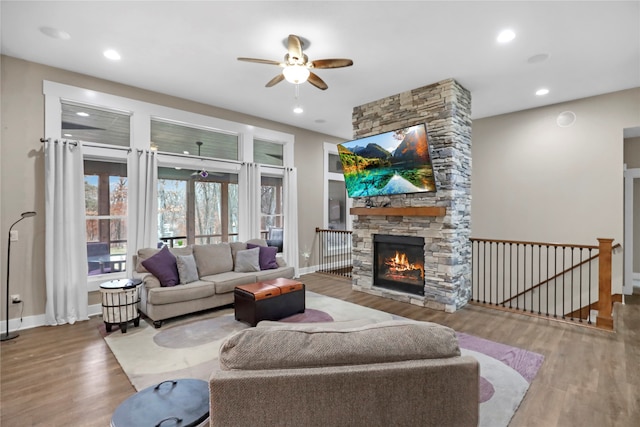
[176,254,199,284]
[233,247,260,273]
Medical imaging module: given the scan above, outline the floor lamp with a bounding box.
[2,211,36,342]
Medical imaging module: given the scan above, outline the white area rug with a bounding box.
[103,291,543,427]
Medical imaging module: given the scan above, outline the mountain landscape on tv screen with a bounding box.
[338,124,436,198]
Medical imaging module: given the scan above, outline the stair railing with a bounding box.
[315,228,353,278]
[469,237,619,330]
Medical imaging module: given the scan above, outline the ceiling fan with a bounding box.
[191,141,209,178]
[238,34,353,90]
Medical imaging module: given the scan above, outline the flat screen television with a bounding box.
[337,123,437,198]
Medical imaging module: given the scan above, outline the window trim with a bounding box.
[323,142,352,230]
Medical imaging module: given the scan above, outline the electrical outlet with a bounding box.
[9,230,18,241]
[11,294,20,303]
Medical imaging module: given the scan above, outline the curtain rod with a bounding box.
[40,137,132,152]
[40,137,77,146]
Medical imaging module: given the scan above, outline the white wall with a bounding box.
[472,88,640,293]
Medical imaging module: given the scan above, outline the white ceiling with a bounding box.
[1,1,639,140]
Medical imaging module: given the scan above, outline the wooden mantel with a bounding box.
[349,206,446,217]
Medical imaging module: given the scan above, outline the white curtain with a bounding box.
[44,140,88,325]
[127,149,158,267]
[283,167,300,276]
[240,162,261,240]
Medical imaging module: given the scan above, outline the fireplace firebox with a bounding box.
[373,234,425,296]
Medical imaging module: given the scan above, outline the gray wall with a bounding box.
[472,89,640,292]
[0,55,343,319]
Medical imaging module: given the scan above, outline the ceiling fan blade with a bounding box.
[237,57,283,66]
[307,72,328,90]
[265,73,285,87]
[310,58,354,69]
[287,34,303,61]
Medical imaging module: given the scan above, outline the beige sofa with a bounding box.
[132,239,294,327]
[209,320,479,427]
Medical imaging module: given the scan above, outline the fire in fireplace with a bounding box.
[373,234,425,296]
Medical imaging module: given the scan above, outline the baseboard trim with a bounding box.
[0,304,102,333]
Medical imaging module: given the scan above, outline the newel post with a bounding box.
[596,238,614,330]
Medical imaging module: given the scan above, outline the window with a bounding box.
[46,81,297,288]
[151,119,239,160]
[84,160,128,276]
[328,180,347,230]
[261,175,283,249]
[328,153,343,173]
[254,139,284,166]
[157,167,239,247]
[62,102,130,146]
[324,143,350,230]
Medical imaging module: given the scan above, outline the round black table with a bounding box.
[111,379,209,427]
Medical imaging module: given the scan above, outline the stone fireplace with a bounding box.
[373,234,425,296]
[350,79,472,312]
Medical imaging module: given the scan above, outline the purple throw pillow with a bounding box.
[246,243,279,270]
[141,246,179,287]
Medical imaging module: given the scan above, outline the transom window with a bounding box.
[62,102,130,146]
[151,119,239,160]
[254,139,284,166]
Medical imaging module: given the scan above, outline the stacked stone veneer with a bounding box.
[351,79,472,312]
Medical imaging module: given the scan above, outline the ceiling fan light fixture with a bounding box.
[283,65,310,84]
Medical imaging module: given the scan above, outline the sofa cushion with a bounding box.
[193,243,233,276]
[176,254,199,284]
[136,246,193,273]
[233,247,260,273]
[200,272,259,294]
[247,243,279,270]
[141,246,179,287]
[254,266,295,281]
[219,320,461,371]
[146,280,216,305]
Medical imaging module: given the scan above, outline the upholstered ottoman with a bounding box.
[234,278,305,326]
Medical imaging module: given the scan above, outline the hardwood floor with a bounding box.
[1,273,638,426]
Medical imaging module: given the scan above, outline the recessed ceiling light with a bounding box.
[527,53,550,64]
[497,29,516,43]
[63,133,72,137]
[293,106,304,114]
[535,88,550,96]
[103,49,121,61]
[76,112,90,117]
[183,151,190,154]
[39,26,71,40]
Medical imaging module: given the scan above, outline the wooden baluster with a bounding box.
[596,238,614,330]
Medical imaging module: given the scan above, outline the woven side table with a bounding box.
[100,279,142,333]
